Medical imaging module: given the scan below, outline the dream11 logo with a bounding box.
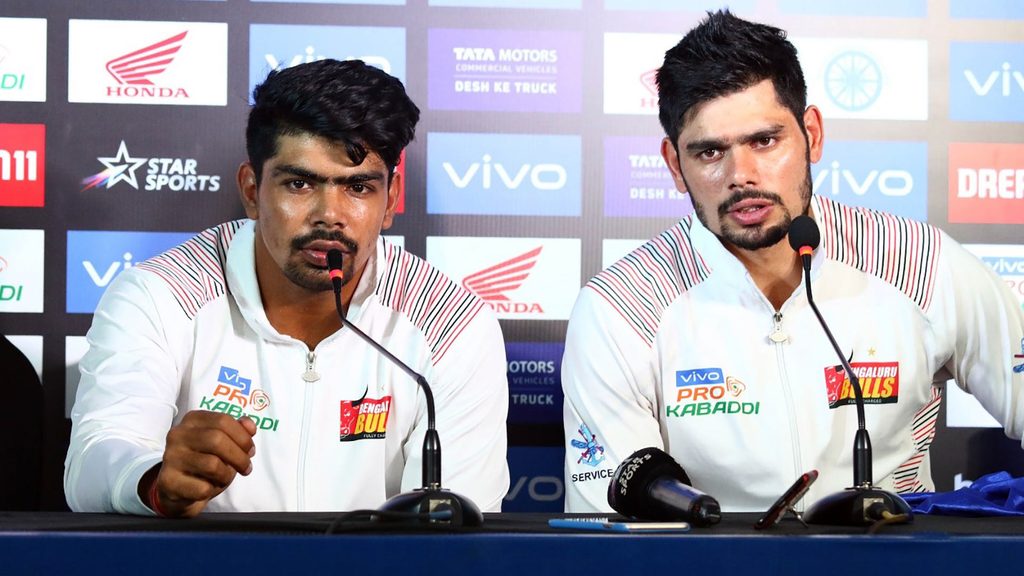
[0,123,45,207]
[948,143,1024,224]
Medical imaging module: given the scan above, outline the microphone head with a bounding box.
[326,248,344,272]
[787,215,820,254]
[607,447,692,518]
[326,249,344,286]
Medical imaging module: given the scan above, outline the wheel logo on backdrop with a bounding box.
[825,51,882,112]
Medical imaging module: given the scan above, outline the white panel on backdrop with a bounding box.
[602,33,679,116]
[426,236,581,320]
[793,38,928,120]
[67,20,228,106]
[0,18,47,102]
[7,335,43,383]
[0,229,44,313]
[601,238,645,270]
[65,336,89,418]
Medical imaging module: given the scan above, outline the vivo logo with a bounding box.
[505,475,563,502]
[813,161,913,197]
[0,149,37,182]
[264,46,391,75]
[82,252,133,287]
[982,257,1024,275]
[964,63,1024,96]
[676,368,724,387]
[443,155,566,190]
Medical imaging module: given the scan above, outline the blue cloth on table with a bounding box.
[901,471,1024,516]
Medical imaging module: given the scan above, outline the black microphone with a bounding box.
[787,215,912,526]
[326,249,482,526]
[608,447,721,527]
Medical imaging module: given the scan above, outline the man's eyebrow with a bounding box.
[683,124,786,154]
[271,165,387,185]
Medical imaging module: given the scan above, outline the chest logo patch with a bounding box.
[824,361,900,408]
[339,396,392,442]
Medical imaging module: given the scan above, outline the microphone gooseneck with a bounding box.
[326,249,469,522]
[789,216,869,485]
[787,216,911,526]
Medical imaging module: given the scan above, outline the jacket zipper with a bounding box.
[771,310,805,508]
[297,349,318,509]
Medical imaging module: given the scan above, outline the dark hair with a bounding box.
[246,59,420,183]
[656,10,807,146]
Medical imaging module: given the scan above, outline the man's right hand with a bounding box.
[139,410,258,518]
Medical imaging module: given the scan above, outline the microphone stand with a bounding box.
[328,249,483,526]
[791,224,912,526]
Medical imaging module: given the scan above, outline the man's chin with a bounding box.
[720,224,789,251]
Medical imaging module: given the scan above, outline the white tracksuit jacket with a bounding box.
[65,220,509,515]
[563,195,1024,513]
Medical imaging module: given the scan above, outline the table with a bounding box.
[0,512,1020,575]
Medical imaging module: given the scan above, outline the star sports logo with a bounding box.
[82,141,146,190]
[81,140,221,192]
[462,247,544,314]
[106,31,186,86]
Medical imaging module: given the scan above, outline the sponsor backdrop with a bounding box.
[1,0,1022,511]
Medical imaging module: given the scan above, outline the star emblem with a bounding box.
[97,141,148,190]
[868,347,876,357]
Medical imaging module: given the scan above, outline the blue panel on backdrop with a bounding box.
[504,446,565,512]
[811,141,928,221]
[506,341,564,424]
[427,133,581,216]
[66,230,194,314]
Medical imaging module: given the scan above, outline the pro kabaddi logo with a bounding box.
[666,367,757,418]
[199,366,279,431]
[823,361,900,409]
[339,396,391,442]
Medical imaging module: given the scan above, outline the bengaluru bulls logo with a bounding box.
[824,361,900,409]
[339,396,392,442]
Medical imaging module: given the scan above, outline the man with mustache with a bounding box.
[65,60,509,517]
[562,11,1024,514]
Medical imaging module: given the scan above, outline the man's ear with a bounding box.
[238,162,259,219]
[661,137,688,194]
[803,105,825,164]
[382,169,402,230]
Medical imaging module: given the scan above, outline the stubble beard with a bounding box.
[689,167,813,252]
[284,229,360,292]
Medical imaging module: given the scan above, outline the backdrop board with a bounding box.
[0,0,1022,512]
